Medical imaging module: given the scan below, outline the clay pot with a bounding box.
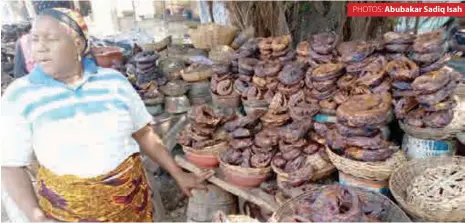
[183,142,228,168]
[185,151,220,168]
[219,160,271,188]
[92,46,123,68]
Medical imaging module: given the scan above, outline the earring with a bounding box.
[77,51,81,62]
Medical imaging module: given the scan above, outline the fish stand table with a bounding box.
[174,155,279,214]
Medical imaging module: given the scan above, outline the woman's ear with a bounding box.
[74,37,85,55]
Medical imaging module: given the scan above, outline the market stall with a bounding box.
[2,2,465,222]
[169,20,465,222]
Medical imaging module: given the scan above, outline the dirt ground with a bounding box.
[154,170,188,222]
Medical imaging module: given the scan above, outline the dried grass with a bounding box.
[228,1,394,42]
[228,2,290,37]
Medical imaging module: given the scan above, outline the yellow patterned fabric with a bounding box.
[36,153,153,222]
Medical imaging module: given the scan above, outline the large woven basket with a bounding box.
[326,146,407,181]
[269,185,411,222]
[399,96,464,140]
[389,156,465,222]
[188,23,238,50]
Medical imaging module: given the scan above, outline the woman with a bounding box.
[1,8,213,222]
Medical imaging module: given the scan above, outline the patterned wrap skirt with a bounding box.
[36,153,153,222]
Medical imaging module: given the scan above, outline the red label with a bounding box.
[347,3,465,17]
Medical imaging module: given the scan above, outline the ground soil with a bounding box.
[155,169,188,222]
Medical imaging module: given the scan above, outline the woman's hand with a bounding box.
[173,170,215,197]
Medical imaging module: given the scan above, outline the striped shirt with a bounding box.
[1,58,152,178]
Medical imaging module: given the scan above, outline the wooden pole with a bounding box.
[174,155,279,213]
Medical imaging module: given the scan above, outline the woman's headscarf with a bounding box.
[33,0,73,13]
[39,8,90,55]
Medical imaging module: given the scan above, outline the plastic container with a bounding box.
[313,114,337,123]
[402,134,456,160]
[339,171,389,195]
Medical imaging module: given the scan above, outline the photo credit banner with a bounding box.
[347,3,465,17]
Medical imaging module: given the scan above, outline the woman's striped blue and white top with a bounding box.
[1,58,153,178]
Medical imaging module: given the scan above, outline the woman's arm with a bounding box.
[1,167,47,221]
[132,125,184,179]
[133,125,214,196]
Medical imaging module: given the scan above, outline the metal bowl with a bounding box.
[164,95,191,114]
[159,80,189,96]
[145,104,164,116]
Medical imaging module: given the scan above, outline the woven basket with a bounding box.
[326,146,407,181]
[399,96,464,140]
[180,65,213,82]
[389,156,465,222]
[188,23,238,50]
[269,185,411,222]
[272,152,335,187]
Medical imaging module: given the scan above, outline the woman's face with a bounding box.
[31,15,82,77]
